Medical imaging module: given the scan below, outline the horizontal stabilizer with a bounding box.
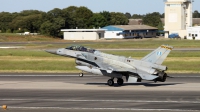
[137,70,158,80]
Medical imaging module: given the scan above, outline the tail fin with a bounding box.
[141,45,173,65]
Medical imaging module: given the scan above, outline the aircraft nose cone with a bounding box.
[45,49,57,54]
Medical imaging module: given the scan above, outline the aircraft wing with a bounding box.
[96,62,133,73]
[95,62,158,80]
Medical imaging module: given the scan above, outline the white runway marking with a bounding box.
[1,99,200,104]
[0,46,24,49]
[7,107,200,111]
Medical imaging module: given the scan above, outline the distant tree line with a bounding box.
[0,6,199,37]
[193,10,200,18]
[124,12,164,19]
[0,6,129,37]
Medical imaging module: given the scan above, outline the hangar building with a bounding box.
[61,29,106,40]
[102,25,158,39]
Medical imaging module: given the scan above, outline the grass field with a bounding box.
[0,49,200,73]
[1,33,200,48]
[35,39,200,49]
[0,36,200,73]
[1,49,200,57]
[0,33,62,42]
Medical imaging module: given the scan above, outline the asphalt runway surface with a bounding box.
[0,73,200,112]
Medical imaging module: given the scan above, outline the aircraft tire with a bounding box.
[137,78,142,82]
[162,73,167,82]
[79,73,83,77]
[107,79,114,86]
[117,78,124,85]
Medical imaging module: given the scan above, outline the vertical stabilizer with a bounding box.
[141,45,173,65]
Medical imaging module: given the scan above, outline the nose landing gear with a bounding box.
[79,73,83,77]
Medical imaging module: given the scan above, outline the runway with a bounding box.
[0,73,200,112]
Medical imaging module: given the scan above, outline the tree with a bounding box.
[23,14,43,32]
[40,17,65,37]
[131,14,144,19]
[74,6,93,28]
[100,11,111,26]
[157,21,164,31]
[0,12,13,32]
[160,13,165,18]
[124,12,131,19]
[40,21,52,35]
[19,10,43,16]
[193,10,200,18]
[62,6,78,29]
[9,10,45,33]
[142,12,162,28]
[46,8,63,20]
[9,16,24,32]
[110,12,129,25]
[40,8,66,36]
[89,13,107,28]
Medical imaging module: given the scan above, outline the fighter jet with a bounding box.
[46,45,173,86]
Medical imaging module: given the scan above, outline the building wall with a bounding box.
[104,31,157,39]
[144,32,157,38]
[164,0,192,38]
[104,31,124,39]
[178,30,187,38]
[63,32,101,40]
[165,3,184,30]
[187,27,200,40]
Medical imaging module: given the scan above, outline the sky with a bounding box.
[0,0,200,15]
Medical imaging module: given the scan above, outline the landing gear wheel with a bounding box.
[107,79,114,86]
[79,73,83,77]
[117,78,124,85]
[137,78,142,82]
[162,73,167,82]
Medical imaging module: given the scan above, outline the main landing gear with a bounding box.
[107,79,114,86]
[107,78,124,86]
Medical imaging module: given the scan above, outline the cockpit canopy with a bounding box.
[65,45,96,53]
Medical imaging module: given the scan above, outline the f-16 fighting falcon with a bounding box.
[46,45,173,86]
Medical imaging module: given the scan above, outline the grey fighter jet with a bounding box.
[46,45,173,86]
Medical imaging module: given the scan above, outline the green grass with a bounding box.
[82,39,200,49]
[0,56,199,73]
[37,39,200,49]
[0,59,77,71]
[1,38,200,73]
[0,49,55,57]
[104,51,200,57]
[2,49,199,57]
[164,61,200,72]
[0,33,20,36]
[0,33,62,42]
[1,33,200,48]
